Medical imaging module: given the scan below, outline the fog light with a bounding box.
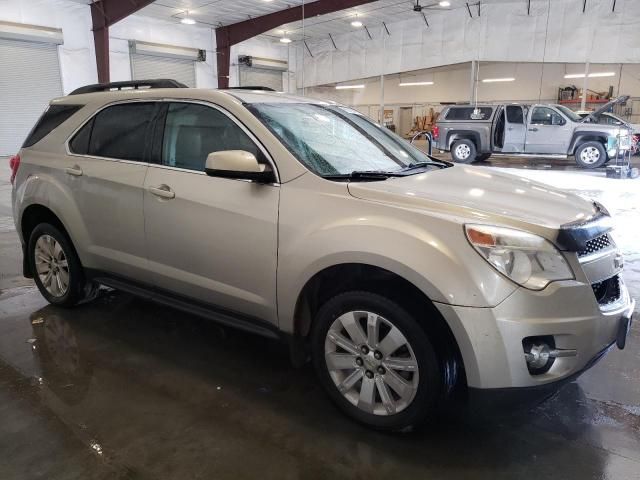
[523,336,577,375]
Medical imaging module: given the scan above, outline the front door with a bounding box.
[502,105,526,153]
[525,106,571,154]
[143,101,280,324]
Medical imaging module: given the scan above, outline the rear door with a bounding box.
[525,106,571,154]
[66,101,155,280]
[502,105,526,152]
[142,101,280,324]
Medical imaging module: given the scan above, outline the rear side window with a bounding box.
[506,106,524,124]
[70,103,156,161]
[22,104,83,148]
[444,107,493,121]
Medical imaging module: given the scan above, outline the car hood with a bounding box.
[580,95,630,122]
[347,166,598,237]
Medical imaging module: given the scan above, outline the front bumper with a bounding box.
[435,278,634,390]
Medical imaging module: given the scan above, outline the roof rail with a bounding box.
[227,86,276,91]
[69,79,188,96]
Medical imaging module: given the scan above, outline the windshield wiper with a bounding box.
[399,160,448,172]
[322,170,399,181]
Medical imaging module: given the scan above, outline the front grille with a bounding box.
[578,234,612,257]
[592,275,621,306]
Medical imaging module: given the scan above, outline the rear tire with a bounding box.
[28,223,88,307]
[450,139,477,164]
[575,141,607,169]
[311,291,441,431]
[476,153,492,162]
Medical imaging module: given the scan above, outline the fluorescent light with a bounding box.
[439,1,451,6]
[351,20,363,27]
[481,77,515,83]
[335,84,365,90]
[180,17,196,25]
[399,81,434,86]
[564,72,616,79]
[588,71,616,77]
[280,37,292,43]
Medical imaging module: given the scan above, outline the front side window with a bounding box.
[530,107,565,126]
[248,103,443,177]
[161,103,262,172]
[70,102,156,161]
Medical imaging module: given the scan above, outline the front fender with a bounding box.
[276,176,517,333]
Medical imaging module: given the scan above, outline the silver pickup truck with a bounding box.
[434,96,631,168]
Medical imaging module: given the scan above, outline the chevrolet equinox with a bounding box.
[10,80,635,431]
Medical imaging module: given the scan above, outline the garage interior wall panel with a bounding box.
[296,0,640,89]
[238,66,283,91]
[131,54,196,87]
[0,38,63,155]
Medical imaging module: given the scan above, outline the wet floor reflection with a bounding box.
[0,288,638,479]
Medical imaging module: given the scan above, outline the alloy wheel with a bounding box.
[35,235,70,297]
[324,310,419,416]
[580,146,601,164]
[455,144,471,160]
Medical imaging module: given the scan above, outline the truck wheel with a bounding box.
[451,139,477,163]
[311,291,441,431]
[575,141,607,169]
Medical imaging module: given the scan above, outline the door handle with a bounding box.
[507,127,514,131]
[528,128,539,132]
[65,165,83,176]
[148,184,175,199]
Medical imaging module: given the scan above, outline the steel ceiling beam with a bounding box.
[90,0,156,83]
[215,0,376,88]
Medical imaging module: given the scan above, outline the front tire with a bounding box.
[450,139,477,163]
[311,291,441,431]
[28,223,87,307]
[575,141,607,168]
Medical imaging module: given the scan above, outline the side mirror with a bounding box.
[204,150,275,183]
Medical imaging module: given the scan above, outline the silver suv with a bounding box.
[11,80,635,431]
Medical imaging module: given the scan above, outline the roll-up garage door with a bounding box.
[0,38,63,156]
[239,66,283,91]
[131,54,196,88]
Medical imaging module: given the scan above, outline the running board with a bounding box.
[491,153,568,159]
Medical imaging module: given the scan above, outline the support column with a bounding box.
[580,62,590,111]
[469,60,478,105]
[93,26,110,84]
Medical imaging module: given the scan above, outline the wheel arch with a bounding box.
[291,262,467,395]
[569,131,609,154]
[446,130,482,151]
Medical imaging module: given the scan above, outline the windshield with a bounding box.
[248,103,444,177]
[555,105,583,122]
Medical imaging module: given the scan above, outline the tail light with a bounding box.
[431,125,439,141]
[9,154,20,185]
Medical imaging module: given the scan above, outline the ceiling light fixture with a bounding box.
[280,37,292,43]
[564,72,616,79]
[439,1,451,6]
[181,10,196,24]
[399,81,434,86]
[351,20,363,27]
[335,84,365,90]
[481,77,515,83]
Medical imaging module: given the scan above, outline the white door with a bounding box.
[0,38,63,155]
[131,54,196,87]
[239,66,283,91]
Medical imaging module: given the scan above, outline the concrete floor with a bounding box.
[1,158,639,480]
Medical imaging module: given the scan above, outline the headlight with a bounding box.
[465,225,574,290]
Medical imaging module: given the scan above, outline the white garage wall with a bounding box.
[230,36,292,92]
[0,0,287,93]
[295,0,640,89]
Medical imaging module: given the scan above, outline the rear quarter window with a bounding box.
[444,107,493,121]
[22,104,83,148]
